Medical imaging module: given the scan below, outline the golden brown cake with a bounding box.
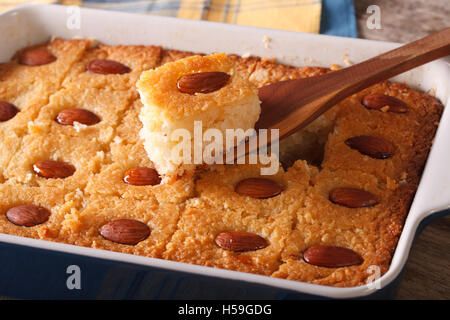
[0,38,443,288]
[137,53,261,176]
[164,161,314,275]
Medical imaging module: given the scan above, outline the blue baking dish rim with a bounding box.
[0,208,447,300]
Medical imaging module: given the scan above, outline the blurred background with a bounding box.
[0,0,448,300]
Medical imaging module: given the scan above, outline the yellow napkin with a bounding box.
[1,0,321,34]
[0,0,78,13]
[178,0,321,33]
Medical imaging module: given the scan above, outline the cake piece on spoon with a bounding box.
[137,53,261,176]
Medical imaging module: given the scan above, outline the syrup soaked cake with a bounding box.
[137,53,261,176]
[0,38,443,287]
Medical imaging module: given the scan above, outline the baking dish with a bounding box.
[0,4,449,299]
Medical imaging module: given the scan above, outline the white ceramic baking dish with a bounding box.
[0,4,449,299]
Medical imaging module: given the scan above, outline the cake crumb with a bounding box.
[87,38,99,48]
[331,64,342,70]
[262,35,271,49]
[74,188,84,200]
[96,151,105,161]
[27,121,43,134]
[427,88,436,96]
[73,121,88,132]
[113,136,123,144]
[25,173,33,182]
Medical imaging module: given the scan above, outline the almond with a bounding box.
[19,49,56,66]
[177,72,230,94]
[303,245,363,268]
[56,108,100,126]
[33,160,76,179]
[87,59,131,75]
[362,94,408,113]
[6,204,51,227]
[99,219,150,245]
[345,135,394,159]
[0,101,19,122]
[235,178,283,199]
[215,231,268,252]
[123,167,161,186]
[329,187,378,208]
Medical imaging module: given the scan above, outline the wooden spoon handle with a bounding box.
[257,28,450,139]
[329,27,450,100]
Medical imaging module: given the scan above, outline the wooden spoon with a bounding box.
[251,27,450,149]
